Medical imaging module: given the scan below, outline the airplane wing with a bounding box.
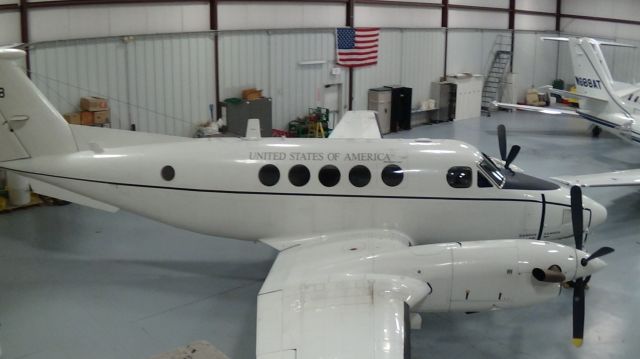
[493,101,580,116]
[257,230,429,359]
[552,169,640,187]
[329,111,382,139]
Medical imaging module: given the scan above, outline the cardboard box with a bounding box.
[80,111,94,126]
[93,110,109,124]
[63,112,81,125]
[242,88,262,100]
[80,96,109,111]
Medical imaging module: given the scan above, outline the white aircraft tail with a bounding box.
[544,37,639,116]
[0,49,77,162]
[566,38,615,101]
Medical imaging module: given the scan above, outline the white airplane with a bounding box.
[0,48,611,356]
[496,36,640,188]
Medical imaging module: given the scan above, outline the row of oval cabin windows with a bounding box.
[258,164,405,187]
[161,164,492,189]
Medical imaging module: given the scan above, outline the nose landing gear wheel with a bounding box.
[592,125,602,138]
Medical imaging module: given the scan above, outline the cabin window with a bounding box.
[259,164,280,186]
[381,164,404,187]
[447,166,472,188]
[349,165,371,187]
[289,164,311,187]
[161,166,175,181]
[477,171,493,188]
[318,165,341,187]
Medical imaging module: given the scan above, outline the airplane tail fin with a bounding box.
[544,37,636,102]
[0,49,77,162]
[566,38,614,101]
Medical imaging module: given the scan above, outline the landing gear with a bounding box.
[592,125,602,138]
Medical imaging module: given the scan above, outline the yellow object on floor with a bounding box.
[0,197,6,211]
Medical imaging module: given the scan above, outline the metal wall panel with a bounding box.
[268,30,347,130]
[447,29,512,76]
[218,31,270,102]
[400,29,445,107]
[219,29,348,130]
[352,30,403,110]
[513,32,558,102]
[30,32,215,137]
[352,29,446,111]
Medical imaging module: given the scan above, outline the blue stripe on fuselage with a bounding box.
[577,112,640,143]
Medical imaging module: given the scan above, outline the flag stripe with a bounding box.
[338,55,379,62]
[338,51,379,57]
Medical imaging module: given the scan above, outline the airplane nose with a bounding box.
[574,250,607,279]
[583,195,607,229]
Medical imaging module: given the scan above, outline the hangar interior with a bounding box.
[0,0,640,359]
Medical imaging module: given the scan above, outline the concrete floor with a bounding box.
[1,111,639,359]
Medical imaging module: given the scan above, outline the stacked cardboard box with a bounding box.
[63,96,110,126]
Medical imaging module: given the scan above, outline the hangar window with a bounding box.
[349,165,371,187]
[477,172,492,188]
[447,166,472,188]
[259,164,280,186]
[289,164,311,187]
[161,165,175,181]
[318,165,340,187]
[381,164,404,187]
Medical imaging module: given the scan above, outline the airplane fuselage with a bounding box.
[1,137,606,244]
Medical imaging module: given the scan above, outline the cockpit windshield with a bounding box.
[479,154,505,187]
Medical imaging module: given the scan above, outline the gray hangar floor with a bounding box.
[0,111,639,359]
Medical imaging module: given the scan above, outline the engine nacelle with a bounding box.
[404,240,601,313]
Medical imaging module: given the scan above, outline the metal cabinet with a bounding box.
[368,88,392,134]
[222,98,273,137]
[431,81,456,122]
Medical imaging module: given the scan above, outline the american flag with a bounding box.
[336,27,380,68]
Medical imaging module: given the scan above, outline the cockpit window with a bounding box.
[479,154,505,187]
[447,166,472,188]
[477,172,493,188]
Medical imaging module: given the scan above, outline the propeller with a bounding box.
[498,124,507,161]
[569,185,614,347]
[496,125,520,170]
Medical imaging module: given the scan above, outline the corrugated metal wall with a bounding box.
[447,29,512,75]
[219,29,348,130]
[30,32,215,137]
[32,28,619,137]
[513,31,558,101]
[353,29,445,110]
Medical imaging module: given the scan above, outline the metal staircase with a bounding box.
[481,35,512,116]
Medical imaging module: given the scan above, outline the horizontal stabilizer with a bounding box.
[493,101,580,116]
[29,177,119,212]
[542,37,636,48]
[541,37,569,42]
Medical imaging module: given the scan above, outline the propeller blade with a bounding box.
[504,145,521,169]
[570,186,584,251]
[498,125,507,160]
[581,246,614,266]
[572,277,585,347]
